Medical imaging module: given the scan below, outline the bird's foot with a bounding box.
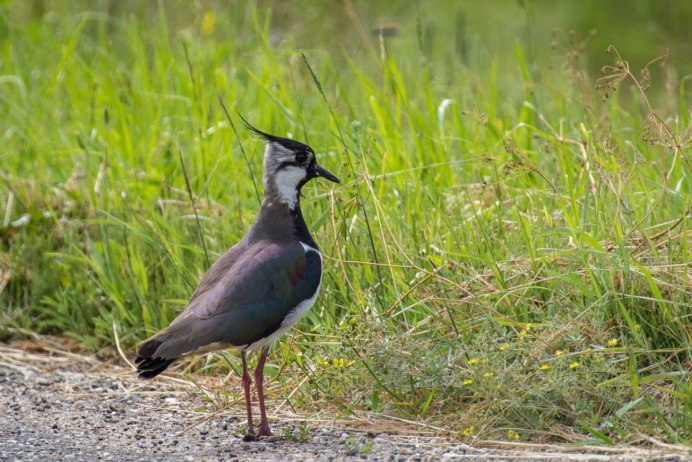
[243,425,256,442]
[257,422,273,438]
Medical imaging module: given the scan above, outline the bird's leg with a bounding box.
[241,350,255,438]
[254,346,273,437]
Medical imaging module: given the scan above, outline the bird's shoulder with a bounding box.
[187,240,247,304]
[185,238,321,319]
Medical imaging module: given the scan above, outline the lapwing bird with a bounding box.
[135,120,339,438]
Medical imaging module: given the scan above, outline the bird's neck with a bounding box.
[250,192,318,249]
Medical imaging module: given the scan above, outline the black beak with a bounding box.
[312,163,340,183]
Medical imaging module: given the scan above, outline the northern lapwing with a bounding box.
[135,119,339,438]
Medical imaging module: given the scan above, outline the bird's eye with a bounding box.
[295,152,308,163]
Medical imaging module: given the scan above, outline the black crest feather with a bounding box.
[236,110,273,140]
[236,111,313,153]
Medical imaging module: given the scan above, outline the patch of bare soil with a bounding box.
[0,337,689,462]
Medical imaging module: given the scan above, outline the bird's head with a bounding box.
[240,116,339,209]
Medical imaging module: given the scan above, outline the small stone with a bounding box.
[108,404,124,413]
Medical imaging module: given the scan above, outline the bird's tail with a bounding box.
[135,337,176,379]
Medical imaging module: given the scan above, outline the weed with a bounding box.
[343,435,374,456]
[283,421,312,443]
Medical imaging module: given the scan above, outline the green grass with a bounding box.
[1,0,691,445]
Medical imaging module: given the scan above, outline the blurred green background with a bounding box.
[8,0,692,67]
[6,0,692,73]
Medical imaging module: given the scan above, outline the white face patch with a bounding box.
[273,166,306,209]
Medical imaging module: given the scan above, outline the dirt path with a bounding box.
[0,340,689,462]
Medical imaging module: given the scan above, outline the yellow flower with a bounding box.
[570,361,579,369]
[555,350,563,357]
[483,372,494,378]
[538,364,550,370]
[463,426,474,436]
[519,324,533,338]
[201,11,216,35]
[607,339,618,347]
[499,343,509,351]
[468,358,479,365]
[332,358,346,369]
[507,429,520,440]
[463,379,473,385]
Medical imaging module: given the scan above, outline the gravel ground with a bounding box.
[1,340,689,462]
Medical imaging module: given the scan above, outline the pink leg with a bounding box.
[241,351,255,436]
[254,346,273,437]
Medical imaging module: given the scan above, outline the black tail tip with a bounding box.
[135,356,175,379]
[135,339,174,379]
